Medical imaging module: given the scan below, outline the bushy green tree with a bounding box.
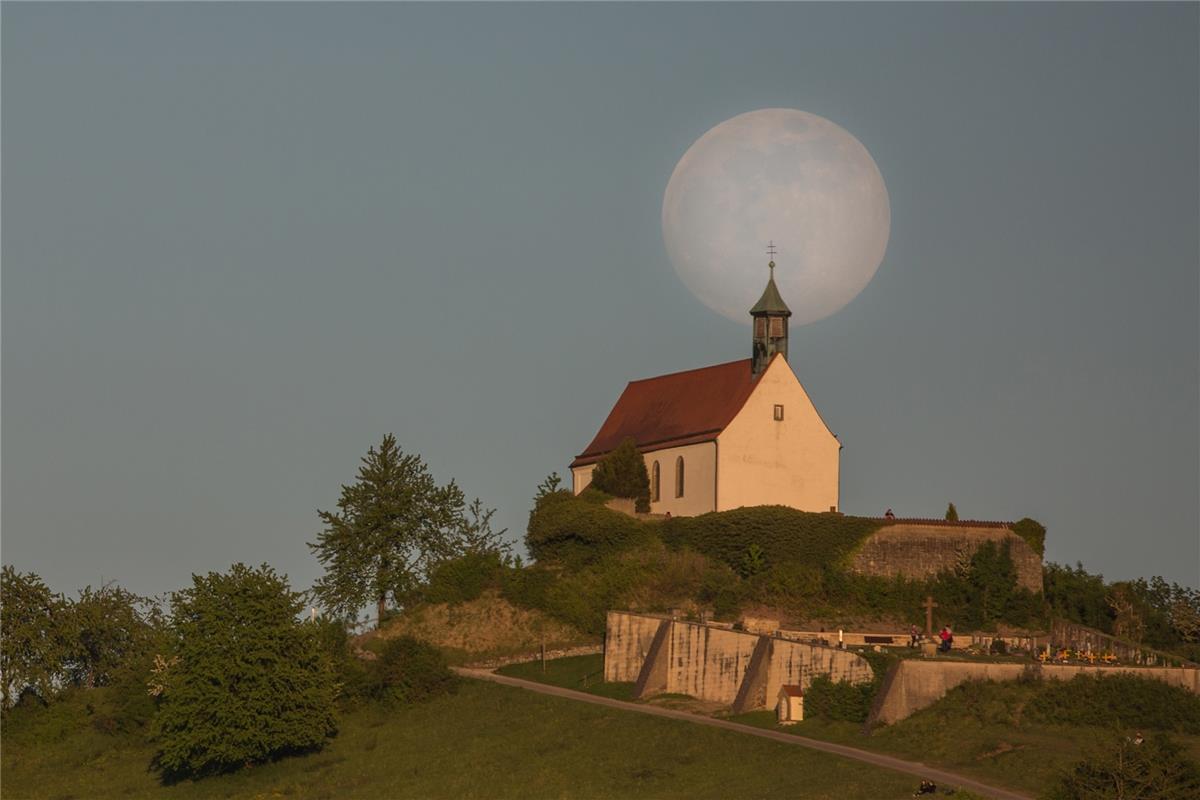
[309,434,467,623]
[589,438,650,512]
[63,582,161,689]
[151,564,336,781]
[944,502,959,521]
[366,636,458,704]
[0,566,72,708]
[1047,731,1200,800]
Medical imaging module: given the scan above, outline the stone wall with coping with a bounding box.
[869,659,1200,726]
[605,611,873,710]
[849,523,1043,592]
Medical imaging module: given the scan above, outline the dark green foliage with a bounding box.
[0,566,72,708]
[934,540,1043,630]
[660,505,883,573]
[423,551,506,605]
[588,437,651,512]
[739,544,768,578]
[1010,517,1046,558]
[524,489,648,566]
[803,675,875,723]
[366,636,458,704]
[1044,562,1112,631]
[310,434,495,624]
[945,503,959,521]
[1043,563,1200,658]
[1027,674,1200,734]
[312,618,372,707]
[1047,731,1200,800]
[151,564,337,781]
[63,582,162,690]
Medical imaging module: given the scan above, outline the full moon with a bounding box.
[662,109,890,325]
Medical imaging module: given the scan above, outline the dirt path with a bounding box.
[455,668,1033,800]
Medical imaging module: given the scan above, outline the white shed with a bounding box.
[776,684,804,725]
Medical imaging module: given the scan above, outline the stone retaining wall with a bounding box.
[605,611,873,711]
[849,524,1043,592]
[869,659,1200,726]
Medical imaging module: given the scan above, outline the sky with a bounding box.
[3,3,1197,601]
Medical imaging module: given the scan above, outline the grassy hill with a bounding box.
[361,589,594,664]
[1,680,923,799]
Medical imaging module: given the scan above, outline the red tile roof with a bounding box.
[571,358,760,468]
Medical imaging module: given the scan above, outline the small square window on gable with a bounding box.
[773,404,784,421]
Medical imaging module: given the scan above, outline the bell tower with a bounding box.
[750,245,791,376]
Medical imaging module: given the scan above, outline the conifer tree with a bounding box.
[309,434,466,623]
[945,502,959,521]
[590,437,651,512]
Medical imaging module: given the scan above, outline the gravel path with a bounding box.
[455,667,1033,800]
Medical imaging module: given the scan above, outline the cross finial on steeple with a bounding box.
[766,241,777,270]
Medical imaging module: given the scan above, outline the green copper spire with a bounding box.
[750,251,791,376]
[750,260,792,316]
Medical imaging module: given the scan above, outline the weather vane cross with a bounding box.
[766,241,777,261]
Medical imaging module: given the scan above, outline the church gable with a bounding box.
[717,355,841,513]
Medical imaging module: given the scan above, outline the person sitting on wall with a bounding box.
[938,626,952,653]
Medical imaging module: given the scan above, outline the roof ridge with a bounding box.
[625,358,752,385]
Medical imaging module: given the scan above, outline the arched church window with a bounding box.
[675,456,685,498]
[651,461,660,502]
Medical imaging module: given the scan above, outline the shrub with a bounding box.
[423,551,506,605]
[525,490,649,566]
[1047,731,1200,800]
[804,675,874,723]
[368,636,458,704]
[151,564,337,781]
[660,506,882,573]
[1027,674,1200,734]
[588,438,650,512]
[1010,517,1046,558]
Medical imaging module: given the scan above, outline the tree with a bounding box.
[0,566,71,709]
[945,502,959,521]
[309,434,466,623]
[63,582,161,689]
[151,564,336,781]
[590,437,651,512]
[456,498,511,557]
[1048,731,1200,800]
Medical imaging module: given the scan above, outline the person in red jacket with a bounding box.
[938,626,953,652]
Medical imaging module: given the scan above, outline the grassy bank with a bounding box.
[2,680,922,800]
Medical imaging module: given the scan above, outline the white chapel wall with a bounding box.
[642,441,716,517]
[716,357,840,513]
[571,441,716,517]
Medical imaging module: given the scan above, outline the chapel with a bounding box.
[570,260,841,516]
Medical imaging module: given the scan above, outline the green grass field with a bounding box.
[500,654,1200,798]
[2,679,922,800]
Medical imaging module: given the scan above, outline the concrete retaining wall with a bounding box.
[849,524,1043,593]
[605,611,874,710]
[870,659,1200,726]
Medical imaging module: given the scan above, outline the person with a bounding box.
[909,624,920,648]
[939,626,952,653]
[885,508,895,520]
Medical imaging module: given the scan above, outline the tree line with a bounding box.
[1,432,509,781]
